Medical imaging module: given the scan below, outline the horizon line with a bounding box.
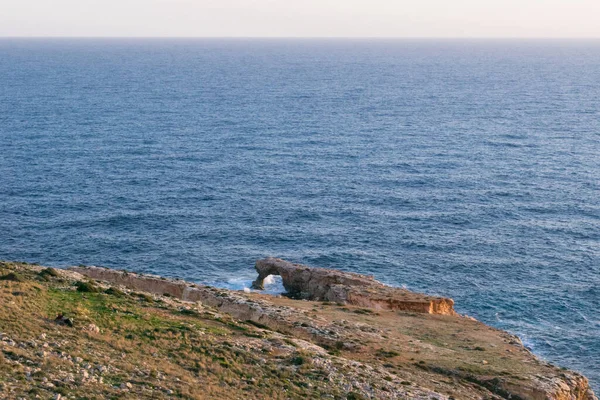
[2,36,600,40]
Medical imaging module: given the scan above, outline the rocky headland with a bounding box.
[252,258,456,315]
[0,259,596,400]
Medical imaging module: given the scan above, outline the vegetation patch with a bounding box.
[178,308,200,317]
[75,280,100,293]
[0,261,586,400]
[353,308,374,315]
[376,349,400,358]
[132,292,154,302]
[244,320,271,330]
[38,268,59,280]
[0,272,25,282]
[290,353,307,366]
[104,286,126,297]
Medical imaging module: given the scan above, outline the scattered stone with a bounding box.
[83,324,100,334]
[29,262,590,400]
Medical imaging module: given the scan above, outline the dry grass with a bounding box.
[0,262,356,399]
[0,261,594,400]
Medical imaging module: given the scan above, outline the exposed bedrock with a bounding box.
[252,257,456,315]
[66,263,597,400]
[68,266,349,348]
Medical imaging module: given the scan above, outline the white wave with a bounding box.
[263,274,275,285]
[206,274,285,296]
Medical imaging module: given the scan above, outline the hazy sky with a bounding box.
[2,0,600,38]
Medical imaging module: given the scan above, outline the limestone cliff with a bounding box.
[252,257,455,314]
[0,260,596,400]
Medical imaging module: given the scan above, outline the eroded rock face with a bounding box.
[68,266,351,348]
[252,257,456,315]
[64,263,597,400]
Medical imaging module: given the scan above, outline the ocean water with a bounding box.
[0,39,598,388]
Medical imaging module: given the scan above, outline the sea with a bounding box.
[0,39,598,389]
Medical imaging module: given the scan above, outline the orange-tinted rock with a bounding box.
[61,261,597,400]
[252,257,455,315]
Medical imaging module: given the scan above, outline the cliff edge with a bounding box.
[252,257,455,315]
[0,260,596,400]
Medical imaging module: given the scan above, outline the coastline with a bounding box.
[1,259,596,399]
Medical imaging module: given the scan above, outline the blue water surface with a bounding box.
[0,39,598,389]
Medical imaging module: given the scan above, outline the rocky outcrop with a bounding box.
[64,263,597,400]
[68,266,351,349]
[252,257,455,315]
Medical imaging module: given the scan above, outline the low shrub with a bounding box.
[38,268,60,280]
[0,272,24,282]
[76,281,100,293]
[104,287,126,297]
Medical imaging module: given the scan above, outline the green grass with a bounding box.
[1,261,573,400]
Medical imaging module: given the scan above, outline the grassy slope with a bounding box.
[1,261,595,400]
[0,262,359,399]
